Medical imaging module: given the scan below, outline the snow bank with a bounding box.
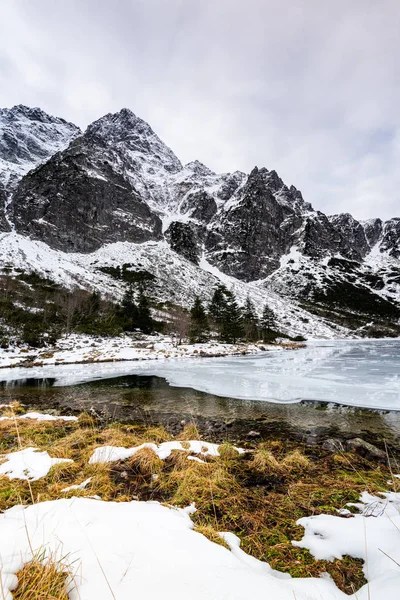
[89,440,245,464]
[0,489,399,599]
[293,491,400,600]
[0,334,266,369]
[0,448,73,481]
[0,412,78,422]
[0,498,344,600]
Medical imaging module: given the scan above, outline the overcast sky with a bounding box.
[1,0,399,220]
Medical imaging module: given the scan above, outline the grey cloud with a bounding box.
[1,0,399,220]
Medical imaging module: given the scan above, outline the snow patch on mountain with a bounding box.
[0,231,344,339]
[0,105,80,193]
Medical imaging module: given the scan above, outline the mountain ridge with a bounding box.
[0,105,399,338]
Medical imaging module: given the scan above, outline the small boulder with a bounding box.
[322,438,345,452]
[345,438,387,463]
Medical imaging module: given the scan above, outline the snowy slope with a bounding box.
[0,491,399,600]
[0,231,344,339]
[0,105,399,337]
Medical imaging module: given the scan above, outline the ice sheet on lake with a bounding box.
[0,340,399,411]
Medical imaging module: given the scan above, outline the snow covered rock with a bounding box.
[0,105,80,230]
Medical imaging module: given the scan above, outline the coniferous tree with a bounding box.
[220,292,244,343]
[137,286,153,333]
[189,296,209,342]
[208,284,229,326]
[121,284,139,331]
[243,295,259,341]
[260,303,276,341]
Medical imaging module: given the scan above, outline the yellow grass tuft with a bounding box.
[177,423,200,441]
[251,445,282,473]
[218,442,240,460]
[138,425,172,443]
[126,447,163,476]
[282,450,311,472]
[0,400,25,417]
[194,524,230,550]
[13,553,72,600]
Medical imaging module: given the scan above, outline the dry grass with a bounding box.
[13,552,72,600]
[177,423,200,440]
[194,524,230,550]
[0,413,394,595]
[251,444,282,473]
[0,400,25,417]
[126,447,163,476]
[218,442,240,460]
[281,450,311,472]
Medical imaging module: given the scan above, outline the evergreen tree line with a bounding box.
[120,283,153,333]
[189,284,277,344]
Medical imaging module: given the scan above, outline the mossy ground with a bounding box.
[1,404,397,595]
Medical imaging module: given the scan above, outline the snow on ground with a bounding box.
[89,440,246,464]
[0,231,345,339]
[294,490,400,599]
[61,478,92,493]
[0,333,269,369]
[0,412,78,422]
[0,491,399,600]
[0,448,72,481]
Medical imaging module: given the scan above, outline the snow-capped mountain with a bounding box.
[0,105,80,230]
[1,105,399,337]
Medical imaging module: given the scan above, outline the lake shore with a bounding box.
[0,333,305,369]
[1,404,399,599]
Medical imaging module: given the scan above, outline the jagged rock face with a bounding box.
[328,213,369,259]
[381,218,400,259]
[0,188,9,231]
[180,190,218,223]
[0,105,80,200]
[165,221,201,264]
[204,167,296,280]
[0,105,80,233]
[362,218,383,248]
[203,168,365,281]
[3,104,400,308]
[167,161,245,223]
[11,133,162,252]
[84,109,182,215]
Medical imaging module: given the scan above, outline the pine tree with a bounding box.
[221,293,244,343]
[208,284,229,326]
[189,296,209,342]
[121,284,138,331]
[137,286,153,334]
[243,295,259,341]
[260,303,276,341]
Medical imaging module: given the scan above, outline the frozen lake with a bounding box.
[1,339,400,411]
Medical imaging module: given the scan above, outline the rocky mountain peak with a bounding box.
[0,105,80,166]
[0,105,81,231]
[86,108,182,174]
[184,160,215,176]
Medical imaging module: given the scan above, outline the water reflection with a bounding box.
[1,373,399,445]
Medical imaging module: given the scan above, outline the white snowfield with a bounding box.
[0,491,399,600]
[89,440,246,464]
[0,447,72,481]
